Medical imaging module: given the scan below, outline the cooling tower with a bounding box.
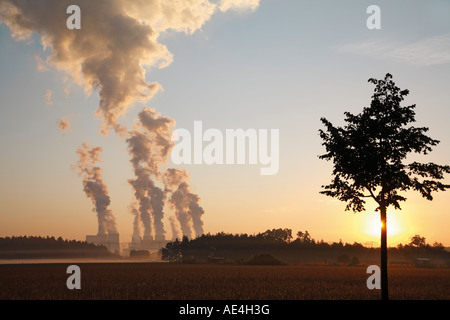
[85,233,120,253]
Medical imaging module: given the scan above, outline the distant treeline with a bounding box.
[160,229,450,266]
[0,236,118,259]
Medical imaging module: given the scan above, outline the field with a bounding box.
[0,263,449,300]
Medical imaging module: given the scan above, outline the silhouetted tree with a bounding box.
[319,73,450,300]
[409,235,427,248]
[431,241,444,251]
[160,238,182,262]
[258,228,293,243]
[296,231,315,246]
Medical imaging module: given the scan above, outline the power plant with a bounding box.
[129,235,169,252]
[85,233,171,256]
[86,233,120,253]
[75,111,204,258]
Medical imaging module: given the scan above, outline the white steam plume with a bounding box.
[58,116,71,136]
[169,215,181,241]
[127,110,206,240]
[126,108,175,240]
[170,182,194,238]
[1,0,259,239]
[44,89,53,105]
[73,142,117,235]
[218,0,260,12]
[128,167,153,238]
[0,0,260,135]
[164,168,205,238]
[129,203,141,240]
[189,196,205,237]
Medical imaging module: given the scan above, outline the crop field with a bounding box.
[0,263,449,300]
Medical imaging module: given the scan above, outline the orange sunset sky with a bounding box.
[1,0,449,247]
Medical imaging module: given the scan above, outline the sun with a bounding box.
[365,212,404,238]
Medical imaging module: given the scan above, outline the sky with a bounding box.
[1,0,449,247]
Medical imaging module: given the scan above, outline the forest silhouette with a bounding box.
[0,235,117,259]
[160,228,450,266]
[0,231,448,266]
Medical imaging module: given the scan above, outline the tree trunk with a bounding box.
[380,206,388,300]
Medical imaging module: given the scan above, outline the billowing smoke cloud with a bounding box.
[126,108,175,240]
[73,142,117,235]
[44,89,53,105]
[1,0,259,240]
[35,55,49,72]
[189,195,205,237]
[218,0,261,12]
[58,116,71,135]
[128,111,205,240]
[0,0,165,135]
[170,182,194,238]
[128,167,155,238]
[164,168,205,238]
[163,168,190,191]
[0,0,260,135]
[129,202,141,241]
[136,108,175,176]
[169,215,181,241]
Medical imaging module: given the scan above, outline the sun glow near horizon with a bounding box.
[363,211,407,246]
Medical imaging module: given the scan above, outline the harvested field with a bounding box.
[1,263,448,300]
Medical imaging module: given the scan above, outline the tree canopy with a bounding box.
[319,73,450,213]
